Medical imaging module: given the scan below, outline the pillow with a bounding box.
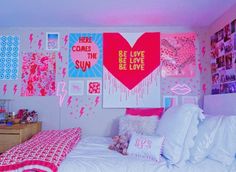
[156,104,204,166]
[208,116,236,166]
[108,134,129,155]
[126,108,164,118]
[190,116,223,163]
[119,115,158,137]
[127,133,164,162]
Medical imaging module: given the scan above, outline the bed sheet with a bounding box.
[58,137,229,172]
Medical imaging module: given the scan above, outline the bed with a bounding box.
[58,136,231,172]
[0,94,236,172]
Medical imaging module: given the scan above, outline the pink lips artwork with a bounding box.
[171,84,192,95]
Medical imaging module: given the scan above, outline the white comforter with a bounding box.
[59,137,230,172]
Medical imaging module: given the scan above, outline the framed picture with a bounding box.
[163,96,178,110]
[68,80,84,96]
[87,80,101,95]
[46,32,60,50]
[182,96,198,105]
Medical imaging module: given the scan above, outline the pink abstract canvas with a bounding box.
[21,52,56,96]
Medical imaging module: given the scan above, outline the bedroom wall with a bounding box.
[201,3,236,107]
[0,26,206,136]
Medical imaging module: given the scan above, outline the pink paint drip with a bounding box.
[104,68,159,105]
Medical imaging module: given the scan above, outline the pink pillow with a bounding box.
[126,108,164,118]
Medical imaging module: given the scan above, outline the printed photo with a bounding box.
[219,70,226,83]
[221,82,236,94]
[211,34,218,50]
[211,63,217,73]
[234,34,236,50]
[210,48,218,59]
[216,56,225,69]
[163,96,178,110]
[217,41,225,56]
[217,29,224,42]
[46,33,60,50]
[212,84,220,94]
[212,73,220,84]
[225,53,233,70]
[224,39,233,53]
[224,24,231,42]
[231,19,236,34]
[225,69,236,82]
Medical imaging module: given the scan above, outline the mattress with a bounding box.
[58,136,229,172]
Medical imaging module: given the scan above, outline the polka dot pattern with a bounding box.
[0,36,19,80]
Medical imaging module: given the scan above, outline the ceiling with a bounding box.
[0,0,235,27]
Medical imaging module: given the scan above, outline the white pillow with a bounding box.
[119,115,158,137]
[127,133,164,162]
[190,116,223,163]
[208,116,236,166]
[156,104,204,166]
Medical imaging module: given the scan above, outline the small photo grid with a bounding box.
[211,18,236,95]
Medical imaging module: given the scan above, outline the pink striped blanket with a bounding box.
[0,128,82,172]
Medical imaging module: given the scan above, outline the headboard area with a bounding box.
[204,93,236,116]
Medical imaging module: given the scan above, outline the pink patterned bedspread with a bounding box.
[0,128,82,172]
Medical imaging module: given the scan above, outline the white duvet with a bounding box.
[59,137,230,172]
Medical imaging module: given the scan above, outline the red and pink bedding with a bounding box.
[0,128,81,172]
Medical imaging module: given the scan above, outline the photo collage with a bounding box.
[211,19,236,94]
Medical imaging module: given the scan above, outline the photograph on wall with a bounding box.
[69,33,102,78]
[0,35,20,80]
[182,96,198,105]
[161,32,196,78]
[46,33,60,51]
[163,96,178,110]
[21,52,56,96]
[87,80,101,95]
[68,80,84,96]
[211,19,236,94]
[103,32,161,107]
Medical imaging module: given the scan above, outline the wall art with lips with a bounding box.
[161,32,196,78]
[69,33,103,78]
[103,32,161,108]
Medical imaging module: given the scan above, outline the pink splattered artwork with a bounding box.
[95,96,100,106]
[87,81,101,95]
[63,35,68,45]
[21,52,56,96]
[161,33,196,77]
